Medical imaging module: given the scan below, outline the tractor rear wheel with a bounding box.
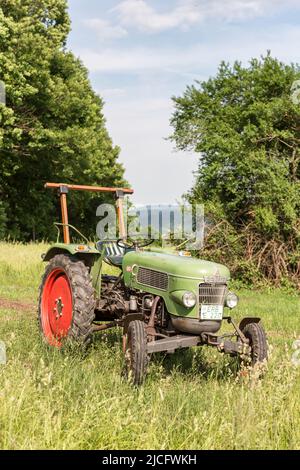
[38,254,95,347]
[124,320,148,386]
[242,322,268,366]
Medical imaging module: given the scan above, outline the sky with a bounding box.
[67,0,300,204]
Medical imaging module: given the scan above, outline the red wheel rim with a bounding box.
[41,268,73,347]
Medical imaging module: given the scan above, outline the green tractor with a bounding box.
[38,183,268,385]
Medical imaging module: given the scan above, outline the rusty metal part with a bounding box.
[147,335,200,354]
[116,192,126,239]
[146,295,160,339]
[97,292,129,316]
[200,333,219,347]
[46,182,133,244]
[225,316,249,343]
[201,332,251,356]
[122,334,127,354]
[146,329,252,356]
[109,274,123,291]
[58,186,70,244]
[45,182,133,195]
[92,321,119,332]
[153,332,169,339]
[219,339,250,355]
[170,315,222,335]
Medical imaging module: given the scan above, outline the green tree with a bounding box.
[0,200,7,237]
[171,54,300,284]
[0,0,125,240]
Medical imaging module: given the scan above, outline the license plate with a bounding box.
[200,304,223,320]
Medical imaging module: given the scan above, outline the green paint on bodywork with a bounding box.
[122,251,230,319]
[123,251,230,280]
[90,250,107,297]
[43,244,231,318]
[169,290,194,306]
[43,243,100,260]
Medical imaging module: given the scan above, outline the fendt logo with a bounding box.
[96,203,204,250]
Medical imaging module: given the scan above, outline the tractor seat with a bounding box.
[96,241,127,267]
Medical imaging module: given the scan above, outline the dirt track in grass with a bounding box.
[0,298,35,312]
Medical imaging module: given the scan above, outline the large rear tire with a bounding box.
[124,320,148,386]
[38,254,95,347]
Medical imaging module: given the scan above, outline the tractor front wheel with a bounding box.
[242,322,268,366]
[38,254,95,348]
[124,320,148,386]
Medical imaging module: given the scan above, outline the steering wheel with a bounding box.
[117,238,154,250]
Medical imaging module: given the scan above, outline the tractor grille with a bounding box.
[199,283,227,305]
[137,267,168,291]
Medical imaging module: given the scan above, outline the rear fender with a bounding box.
[42,243,100,261]
[42,243,103,297]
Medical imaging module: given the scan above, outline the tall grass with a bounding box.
[0,242,299,449]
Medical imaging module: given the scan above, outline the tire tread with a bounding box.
[38,254,95,346]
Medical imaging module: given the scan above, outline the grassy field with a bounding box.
[0,242,299,450]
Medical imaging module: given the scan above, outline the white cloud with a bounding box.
[113,0,299,33]
[113,0,202,33]
[79,46,195,72]
[99,88,126,98]
[84,18,127,41]
[78,24,300,74]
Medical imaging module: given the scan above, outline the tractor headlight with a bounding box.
[225,292,238,309]
[182,291,197,308]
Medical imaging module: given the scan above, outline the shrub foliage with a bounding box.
[171,55,300,285]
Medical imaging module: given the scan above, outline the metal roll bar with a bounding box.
[45,182,133,244]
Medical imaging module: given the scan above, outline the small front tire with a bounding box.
[124,320,148,386]
[242,322,268,366]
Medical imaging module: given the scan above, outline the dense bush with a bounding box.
[171,55,300,286]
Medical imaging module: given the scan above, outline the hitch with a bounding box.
[201,332,251,357]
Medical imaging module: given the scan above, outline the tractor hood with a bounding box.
[123,250,230,281]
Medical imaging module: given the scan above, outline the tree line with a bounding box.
[0,0,125,241]
[1,1,300,285]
